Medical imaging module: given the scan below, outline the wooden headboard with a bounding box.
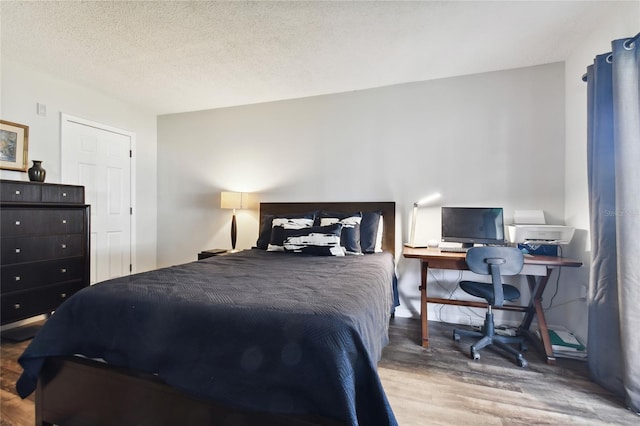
[259,202,396,256]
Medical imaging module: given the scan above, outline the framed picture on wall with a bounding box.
[0,120,29,172]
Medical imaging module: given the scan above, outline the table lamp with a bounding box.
[405,192,442,248]
[221,191,249,252]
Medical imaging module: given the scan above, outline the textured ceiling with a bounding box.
[0,1,625,115]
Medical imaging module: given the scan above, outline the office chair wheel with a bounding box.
[453,332,460,342]
[470,347,480,361]
[517,356,528,368]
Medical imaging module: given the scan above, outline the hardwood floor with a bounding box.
[1,332,35,426]
[1,318,637,425]
[379,318,637,425]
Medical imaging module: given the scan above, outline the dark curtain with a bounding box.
[586,33,640,413]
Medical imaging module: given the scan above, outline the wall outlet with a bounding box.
[580,285,588,300]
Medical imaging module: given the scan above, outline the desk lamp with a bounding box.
[405,192,442,248]
[221,191,248,252]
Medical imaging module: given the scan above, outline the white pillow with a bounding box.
[375,216,384,252]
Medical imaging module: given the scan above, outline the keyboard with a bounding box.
[439,247,469,253]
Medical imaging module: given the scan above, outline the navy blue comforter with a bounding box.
[17,250,398,425]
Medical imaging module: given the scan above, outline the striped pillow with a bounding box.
[318,211,362,254]
[267,217,315,252]
[283,223,345,256]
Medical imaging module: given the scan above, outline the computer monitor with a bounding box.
[441,207,506,248]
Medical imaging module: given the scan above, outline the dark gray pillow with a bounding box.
[256,214,275,249]
[360,211,382,253]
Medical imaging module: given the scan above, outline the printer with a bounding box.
[507,210,575,245]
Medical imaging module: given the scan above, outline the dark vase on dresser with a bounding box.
[27,160,46,182]
[0,180,90,340]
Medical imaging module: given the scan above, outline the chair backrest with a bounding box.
[465,246,524,276]
[465,247,524,307]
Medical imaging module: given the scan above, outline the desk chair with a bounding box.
[453,247,528,367]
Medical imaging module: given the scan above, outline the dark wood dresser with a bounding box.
[1,180,90,331]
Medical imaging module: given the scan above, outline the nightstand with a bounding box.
[197,249,228,260]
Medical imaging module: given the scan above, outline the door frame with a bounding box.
[60,113,137,275]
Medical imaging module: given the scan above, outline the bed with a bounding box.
[16,202,398,426]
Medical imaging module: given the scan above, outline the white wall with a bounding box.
[556,3,640,343]
[0,59,158,274]
[158,62,566,325]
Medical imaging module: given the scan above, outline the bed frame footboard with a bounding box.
[36,357,342,426]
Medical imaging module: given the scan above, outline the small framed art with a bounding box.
[0,120,29,171]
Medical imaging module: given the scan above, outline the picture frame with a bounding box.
[0,120,29,172]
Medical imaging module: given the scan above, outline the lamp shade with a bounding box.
[220,192,248,210]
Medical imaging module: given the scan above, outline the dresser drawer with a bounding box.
[1,281,86,325]
[0,181,41,202]
[1,257,85,294]
[0,180,84,203]
[41,185,84,203]
[1,235,85,264]
[1,209,85,237]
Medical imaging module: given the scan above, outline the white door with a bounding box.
[61,114,134,284]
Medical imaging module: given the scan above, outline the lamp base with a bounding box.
[230,213,237,251]
[404,239,440,249]
[403,242,430,248]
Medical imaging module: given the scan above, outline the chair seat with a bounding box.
[460,280,520,305]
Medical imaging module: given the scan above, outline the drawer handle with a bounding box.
[15,276,21,281]
[61,243,67,249]
[60,268,67,273]
[15,220,21,226]
[15,248,21,253]
[14,303,21,310]
[15,190,20,195]
[62,219,67,224]
[60,293,67,299]
[62,192,68,197]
